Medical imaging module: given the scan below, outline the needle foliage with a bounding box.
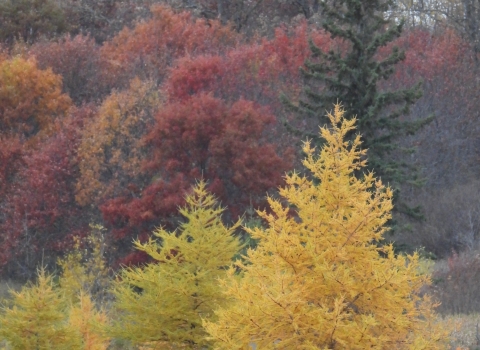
[108,181,243,349]
[204,105,449,349]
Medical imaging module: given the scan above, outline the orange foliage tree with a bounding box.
[100,5,240,90]
[76,78,160,208]
[0,56,71,140]
[0,55,73,273]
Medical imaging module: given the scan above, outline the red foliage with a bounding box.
[100,5,240,90]
[379,28,478,132]
[380,28,472,88]
[29,35,107,104]
[144,94,286,192]
[100,94,292,265]
[5,14,477,273]
[101,174,191,240]
[0,136,23,199]
[0,56,80,273]
[0,106,95,276]
[97,23,332,265]
[166,23,330,110]
[395,28,476,114]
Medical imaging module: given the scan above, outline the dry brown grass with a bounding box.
[442,314,480,350]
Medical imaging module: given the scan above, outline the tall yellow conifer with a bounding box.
[204,105,449,349]
[108,181,243,349]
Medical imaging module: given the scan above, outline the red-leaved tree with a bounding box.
[0,106,95,278]
[100,5,240,91]
[165,23,332,115]
[29,34,108,104]
[100,94,291,265]
[95,22,333,265]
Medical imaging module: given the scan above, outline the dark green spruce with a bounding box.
[283,0,431,221]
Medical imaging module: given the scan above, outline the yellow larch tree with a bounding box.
[0,269,81,350]
[0,226,111,350]
[107,181,243,349]
[57,224,110,305]
[67,292,110,350]
[57,224,111,350]
[204,104,450,349]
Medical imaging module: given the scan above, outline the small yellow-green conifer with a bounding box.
[204,104,449,349]
[68,292,110,350]
[57,224,111,349]
[0,268,81,349]
[108,181,243,349]
[57,224,110,305]
[0,226,111,350]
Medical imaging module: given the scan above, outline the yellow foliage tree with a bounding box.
[57,224,111,349]
[68,292,110,350]
[0,269,81,350]
[75,78,160,206]
[108,181,243,349]
[0,227,111,350]
[57,224,110,305]
[204,104,450,349]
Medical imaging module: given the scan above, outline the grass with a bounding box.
[443,314,480,350]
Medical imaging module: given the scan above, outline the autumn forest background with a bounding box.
[1,0,480,347]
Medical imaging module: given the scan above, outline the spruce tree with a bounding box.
[284,0,429,206]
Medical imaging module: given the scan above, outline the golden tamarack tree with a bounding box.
[57,224,111,305]
[58,225,111,350]
[204,104,449,349]
[0,226,111,350]
[0,269,109,350]
[107,181,243,349]
[0,269,81,350]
